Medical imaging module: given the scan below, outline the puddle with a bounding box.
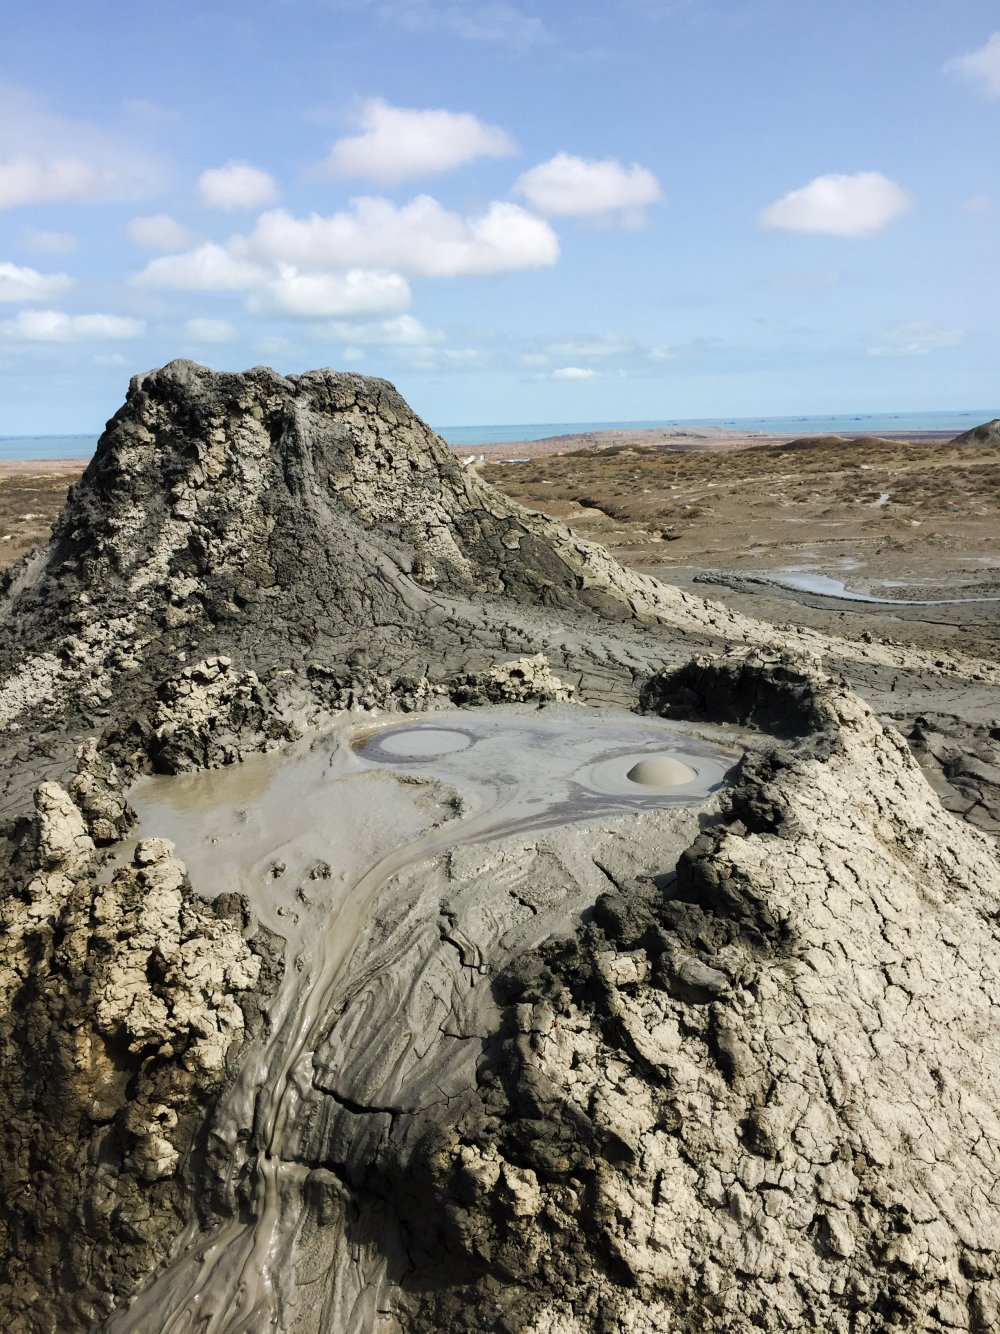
[744,569,1000,607]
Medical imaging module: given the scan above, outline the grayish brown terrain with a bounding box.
[1,363,999,1331]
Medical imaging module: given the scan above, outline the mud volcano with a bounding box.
[2,363,1000,1334]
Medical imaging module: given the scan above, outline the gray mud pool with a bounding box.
[109,706,737,1334]
[128,706,735,935]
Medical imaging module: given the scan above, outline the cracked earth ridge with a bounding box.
[377,653,1000,1333]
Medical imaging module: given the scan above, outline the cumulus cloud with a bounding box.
[866,321,964,358]
[552,365,596,380]
[128,214,193,250]
[322,98,516,184]
[760,171,911,236]
[184,317,237,342]
[0,261,72,303]
[198,161,279,210]
[133,194,557,319]
[246,197,558,276]
[0,86,160,208]
[945,32,1000,98]
[134,242,266,291]
[23,229,78,254]
[2,309,145,341]
[514,153,663,223]
[247,267,411,318]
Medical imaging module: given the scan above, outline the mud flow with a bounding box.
[108,707,736,1333]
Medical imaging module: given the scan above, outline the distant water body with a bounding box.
[438,409,996,447]
[1,410,995,461]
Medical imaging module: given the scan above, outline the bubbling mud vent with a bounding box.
[106,705,736,1333]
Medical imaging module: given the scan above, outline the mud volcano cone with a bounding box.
[1,361,706,796]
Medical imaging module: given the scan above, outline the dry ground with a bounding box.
[0,460,84,568]
[479,432,1000,659]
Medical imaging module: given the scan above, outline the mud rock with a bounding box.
[640,648,833,738]
[389,654,1000,1332]
[4,361,993,818]
[0,786,279,1331]
[0,360,662,801]
[68,736,135,843]
[450,653,575,705]
[145,656,299,773]
[2,365,1000,1330]
[952,417,1000,447]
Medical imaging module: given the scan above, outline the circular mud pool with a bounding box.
[353,709,735,823]
[372,726,474,759]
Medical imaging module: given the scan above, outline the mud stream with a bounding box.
[105,706,735,1332]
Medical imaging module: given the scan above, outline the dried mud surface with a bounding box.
[481,430,1000,660]
[1,368,999,1332]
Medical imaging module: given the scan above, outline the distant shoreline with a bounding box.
[0,416,985,465]
[449,425,962,461]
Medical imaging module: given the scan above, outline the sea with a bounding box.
[1,409,995,462]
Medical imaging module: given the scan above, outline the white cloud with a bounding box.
[2,309,145,342]
[128,214,193,250]
[94,351,129,366]
[0,86,160,208]
[247,197,558,276]
[198,161,279,210]
[552,365,596,380]
[247,267,411,318]
[0,261,72,303]
[394,343,494,371]
[23,229,78,254]
[133,194,558,318]
[184,317,237,342]
[760,171,911,236]
[322,98,516,184]
[0,157,120,211]
[945,32,1000,98]
[134,242,266,290]
[866,321,964,358]
[514,152,663,223]
[323,313,442,345]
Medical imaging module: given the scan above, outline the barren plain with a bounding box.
[473,428,1000,661]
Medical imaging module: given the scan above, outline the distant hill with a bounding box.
[952,417,1000,446]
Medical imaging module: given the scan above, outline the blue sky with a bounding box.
[1,0,998,432]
